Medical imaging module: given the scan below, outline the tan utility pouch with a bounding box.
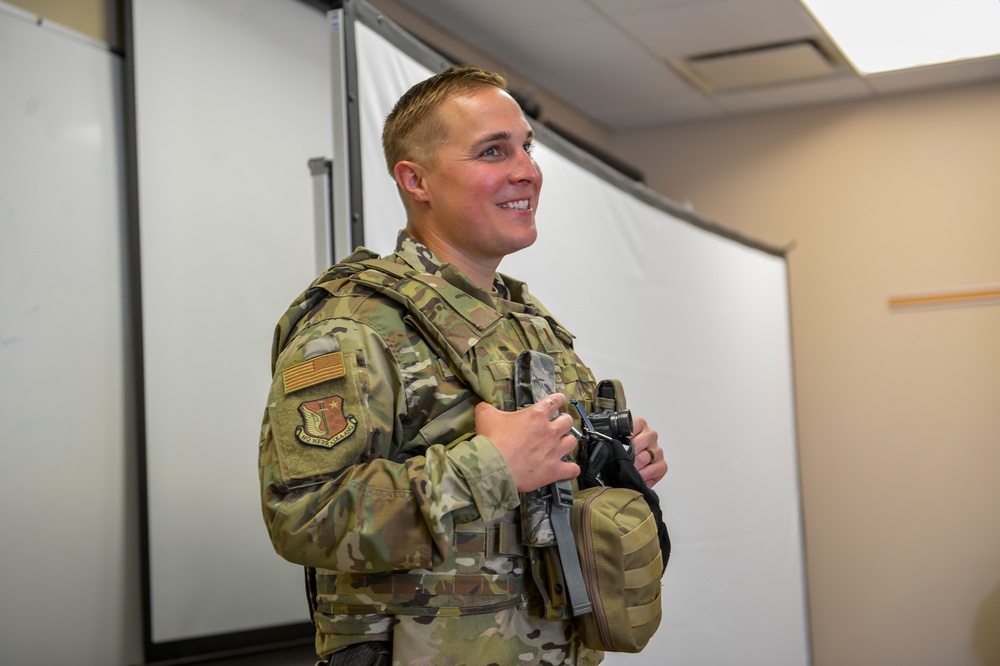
[571,485,663,653]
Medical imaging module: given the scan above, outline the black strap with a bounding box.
[595,443,671,573]
[304,566,318,623]
[324,642,391,666]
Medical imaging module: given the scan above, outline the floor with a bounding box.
[194,643,318,666]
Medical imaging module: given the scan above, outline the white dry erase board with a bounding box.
[1,6,130,664]
[129,0,329,659]
[130,0,811,663]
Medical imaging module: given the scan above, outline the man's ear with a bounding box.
[393,161,430,203]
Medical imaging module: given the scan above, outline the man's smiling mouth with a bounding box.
[497,199,530,210]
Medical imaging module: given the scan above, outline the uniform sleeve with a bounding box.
[259,317,520,572]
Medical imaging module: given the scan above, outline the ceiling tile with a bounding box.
[589,92,725,129]
[392,0,602,41]
[613,0,821,59]
[473,20,681,103]
[686,41,836,91]
[588,0,699,15]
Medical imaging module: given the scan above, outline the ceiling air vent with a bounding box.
[681,40,836,91]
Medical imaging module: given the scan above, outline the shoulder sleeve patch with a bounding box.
[282,351,346,395]
[295,396,358,448]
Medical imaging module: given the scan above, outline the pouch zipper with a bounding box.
[576,487,615,650]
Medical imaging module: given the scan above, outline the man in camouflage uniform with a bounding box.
[259,66,667,665]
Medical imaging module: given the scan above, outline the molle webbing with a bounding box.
[313,516,529,617]
[317,258,506,404]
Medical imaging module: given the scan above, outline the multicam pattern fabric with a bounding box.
[260,231,601,664]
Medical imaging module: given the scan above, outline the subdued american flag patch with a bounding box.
[282,352,346,394]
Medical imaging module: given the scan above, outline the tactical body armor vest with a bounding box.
[278,250,598,621]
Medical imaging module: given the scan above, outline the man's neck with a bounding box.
[405,224,499,292]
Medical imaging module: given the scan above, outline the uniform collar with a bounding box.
[393,230,501,309]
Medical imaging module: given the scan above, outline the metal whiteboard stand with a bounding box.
[310,156,335,272]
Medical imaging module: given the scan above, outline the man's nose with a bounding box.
[511,150,541,183]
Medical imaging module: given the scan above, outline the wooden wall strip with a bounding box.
[889,285,1000,311]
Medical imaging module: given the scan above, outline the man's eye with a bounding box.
[482,146,500,157]
[524,142,535,154]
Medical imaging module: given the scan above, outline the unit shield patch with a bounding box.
[295,396,358,448]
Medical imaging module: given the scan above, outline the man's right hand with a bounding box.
[474,393,580,493]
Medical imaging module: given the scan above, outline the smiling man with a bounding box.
[259,66,666,666]
[389,80,541,290]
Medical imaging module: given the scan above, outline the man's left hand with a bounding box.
[630,417,667,487]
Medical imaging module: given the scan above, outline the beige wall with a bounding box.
[5,0,121,49]
[615,82,1000,666]
[13,0,999,663]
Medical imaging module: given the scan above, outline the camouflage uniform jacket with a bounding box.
[260,232,602,664]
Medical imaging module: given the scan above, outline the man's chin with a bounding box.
[509,229,538,254]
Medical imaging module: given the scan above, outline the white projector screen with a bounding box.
[337,3,812,664]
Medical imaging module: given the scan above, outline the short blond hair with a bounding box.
[382,66,508,174]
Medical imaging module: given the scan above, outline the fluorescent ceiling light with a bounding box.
[799,0,1000,74]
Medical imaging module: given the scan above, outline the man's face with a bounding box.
[415,86,543,268]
